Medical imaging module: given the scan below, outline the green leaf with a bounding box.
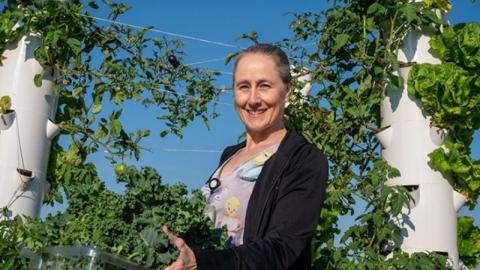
[399,3,420,24]
[422,0,452,11]
[430,23,480,69]
[66,38,82,55]
[458,216,480,268]
[110,119,122,136]
[140,226,166,248]
[429,140,480,207]
[160,130,169,137]
[0,95,11,114]
[332,34,350,54]
[72,87,83,96]
[113,92,124,104]
[34,74,42,87]
[408,63,480,130]
[390,192,405,216]
[422,10,443,25]
[430,31,449,59]
[92,103,102,114]
[224,51,239,65]
[94,125,107,140]
[33,46,49,65]
[389,74,403,91]
[235,30,259,44]
[373,65,383,75]
[429,148,450,172]
[366,3,386,16]
[88,0,99,9]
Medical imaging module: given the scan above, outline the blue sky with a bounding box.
[44,1,480,227]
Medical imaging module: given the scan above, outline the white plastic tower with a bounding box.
[375,6,466,269]
[0,35,60,218]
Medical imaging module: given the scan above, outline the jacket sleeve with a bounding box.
[193,146,328,270]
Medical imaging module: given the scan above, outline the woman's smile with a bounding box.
[246,108,267,117]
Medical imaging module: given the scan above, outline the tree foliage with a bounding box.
[0,0,224,268]
[282,0,479,268]
[0,0,221,204]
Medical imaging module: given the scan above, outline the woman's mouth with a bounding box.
[246,108,267,116]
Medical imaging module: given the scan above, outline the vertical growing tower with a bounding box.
[0,35,60,218]
[375,8,466,269]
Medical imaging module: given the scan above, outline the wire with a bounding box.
[154,148,222,153]
[186,58,233,75]
[81,14,242,49]
[186,58,226,66]
[301,42,317,47]
[82,16,236,76]
[216,71,233,75]
[82,15,315,78]
[157,88,233,107]
[184,43,317,71]
[103,146,223,155]
[186,59,233,75]
[82,15,320,78]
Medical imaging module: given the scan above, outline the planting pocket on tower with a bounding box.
[404,184,420,209]
[0,110,15,130]
[17,168,35,191]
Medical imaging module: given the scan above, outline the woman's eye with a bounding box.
[238,85,249,91]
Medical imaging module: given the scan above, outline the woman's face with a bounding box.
[233,53,290,136]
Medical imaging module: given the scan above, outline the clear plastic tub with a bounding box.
[21,246,145,270]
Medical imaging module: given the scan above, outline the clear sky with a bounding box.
[43,0,480,228]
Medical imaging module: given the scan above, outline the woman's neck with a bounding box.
[245,126,287,151]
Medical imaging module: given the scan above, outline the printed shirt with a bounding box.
[202,143,280,247]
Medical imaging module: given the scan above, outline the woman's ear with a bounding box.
[284,84,293,103]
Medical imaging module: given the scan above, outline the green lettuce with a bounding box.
[429,139,480,208]
[430,22,480,70]
[457,216,480,269]
[408,63,480,130]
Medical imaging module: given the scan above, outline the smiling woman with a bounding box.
[234,52,291,141]
[163,44,329,270]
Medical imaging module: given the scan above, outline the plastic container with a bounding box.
[21,246,145,270]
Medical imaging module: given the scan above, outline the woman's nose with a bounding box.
[247,89,261,105]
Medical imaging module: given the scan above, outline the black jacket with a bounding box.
[194,130,328,269]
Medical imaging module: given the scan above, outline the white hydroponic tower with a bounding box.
[0,35,60,218]
[375,7,466,270]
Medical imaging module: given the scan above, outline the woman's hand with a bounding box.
[162,225,198,270]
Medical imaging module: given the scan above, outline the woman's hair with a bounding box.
[232,43,292,85]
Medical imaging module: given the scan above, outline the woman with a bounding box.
[163,44,328,270]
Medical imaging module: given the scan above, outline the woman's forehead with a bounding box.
[234,54,281,80]
[236,53,277,67]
